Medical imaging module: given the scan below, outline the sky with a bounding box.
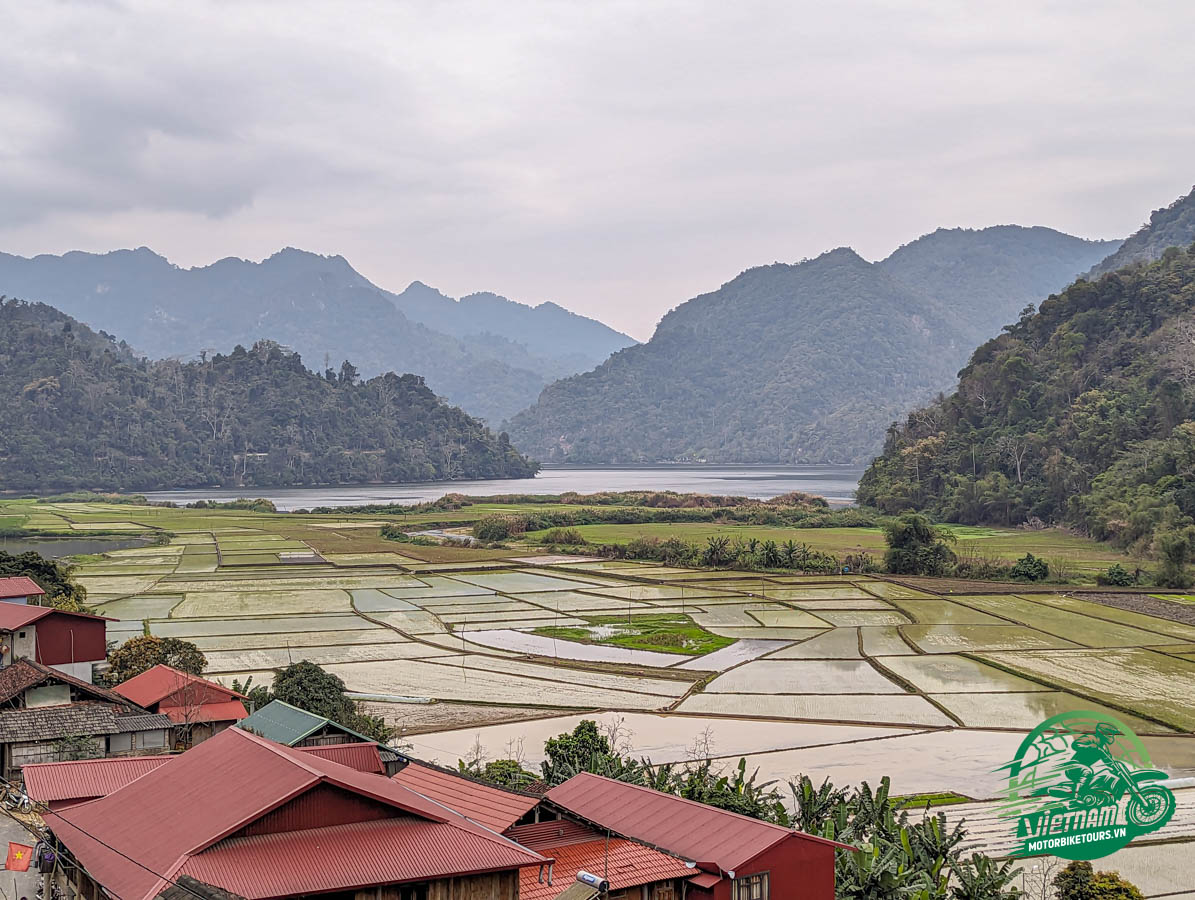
[2,1,1194,340]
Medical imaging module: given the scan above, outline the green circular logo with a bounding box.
[998,710,1176,860]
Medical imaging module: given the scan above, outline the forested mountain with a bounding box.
[0,248,634,424]
[1087,186,1195,278]
[857,245,1195,551]
[0,298,537,492]
[507,227,1118,464]
[879,226,1117,346]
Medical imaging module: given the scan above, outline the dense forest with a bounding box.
[0,248,634,424]
[508,227,1115,465]
[0,299,537,491]
[858,245,1195,553]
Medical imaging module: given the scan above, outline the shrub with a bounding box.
[882,514,957,576]
[541,528,587,545]
[1053,861,1144,900]
[473,515,528,542]
[379,523,411,542]
[1098,563,1135,587]
[1010,552,1049,581]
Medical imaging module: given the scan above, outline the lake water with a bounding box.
[143,465,864,512]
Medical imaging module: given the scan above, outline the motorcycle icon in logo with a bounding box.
[998,711,1176,860]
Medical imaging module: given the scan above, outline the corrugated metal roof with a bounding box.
[158,700,248,725]
[0,576,44,598]
[45,727,547,900]
[295,742,384,774]
[520,839,692,900]
[113,665,246,710]
[545,773,851,872]
[392,761,540,832]
[179,818,540,899]
[235,699,346,745]
[24,755,172,806]
[506,819,599,851]
[0,604,111,630]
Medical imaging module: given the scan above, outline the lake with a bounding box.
[143,465,864,512]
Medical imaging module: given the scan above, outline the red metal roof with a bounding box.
[295,742,384,774]
[23,755,172,809]
[45,728,547,900]
[0,576,44,598]
[114,665,245,707]
[392,761,540,832]
[520,839,693,900]
[158,700,249,725]
[0,604,112,630]
[545,773,851,873]
[180,818,539,900]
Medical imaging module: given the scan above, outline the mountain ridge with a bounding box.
[0,247,636,424]
[506,225,1118,465]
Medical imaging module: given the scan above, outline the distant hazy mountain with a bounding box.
[0,248,635,424]
[507,227,1119,465]
[1086,185,1195,278]
[879,226,1119,346]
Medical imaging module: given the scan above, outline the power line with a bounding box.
[0,779,210,900]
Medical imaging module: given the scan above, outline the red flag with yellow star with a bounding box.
[5,842,32,871]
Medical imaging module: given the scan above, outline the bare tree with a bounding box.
[995,434,1032,483]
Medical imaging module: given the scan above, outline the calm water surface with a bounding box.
[143,465,863,512]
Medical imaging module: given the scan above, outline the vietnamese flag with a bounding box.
[5,842,32,871]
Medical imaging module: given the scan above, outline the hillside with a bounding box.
[0,248,635,424]
[1087,185,1195,278]
[0,298,537,492]
[507,227,1118,465]
[857,245,1195,551]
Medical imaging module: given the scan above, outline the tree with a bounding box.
[542,720,612,782]
[0,550,87,609]
[1155,525,1195,588]
[268,661,393,744]
[1053,861,1145,900]
[106,636,206,685]
[1010,553,1049,581]
[882,514,957,576]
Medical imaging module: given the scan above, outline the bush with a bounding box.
[882,514,957,576]
[1010,552,1049,581]
[473,515,528,542]
[541,528,587,545]
[1098,563,1135,587]
[1053,861,1144,900]
[106,636,206,684]
[379,523,411,542]
[1155,526,1195,589]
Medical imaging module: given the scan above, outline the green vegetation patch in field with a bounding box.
[533,613,733,656]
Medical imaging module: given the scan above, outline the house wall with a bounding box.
[239,784,396,836]
[32,616,106,667]
[1,627,38,666]
[9,737,104,770]
[107,729,171,755]
[710,835,836,900]
[50,661,94,682]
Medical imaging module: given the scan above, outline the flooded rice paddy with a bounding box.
[47,501,1195,813]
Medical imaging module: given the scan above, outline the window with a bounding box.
[17,632,24,639]
[733,873,769,900]
[653,884,678,900]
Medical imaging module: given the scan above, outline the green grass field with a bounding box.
[533,613,734,655]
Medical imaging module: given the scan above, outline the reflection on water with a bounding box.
[142,465,864,512]
[0,536,152,558]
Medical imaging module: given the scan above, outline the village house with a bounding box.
[0,659,172,778]
[35,730,847,900]
[112,664,248,747]
[236,698,407,774]
[43,726,548,900]
[0,576,46,605]
[0,602,110,681]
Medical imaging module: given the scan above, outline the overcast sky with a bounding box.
[2,1,1194,339]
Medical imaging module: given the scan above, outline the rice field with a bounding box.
[10,498,1190,806]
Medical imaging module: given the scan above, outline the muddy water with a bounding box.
[0,535,152,558]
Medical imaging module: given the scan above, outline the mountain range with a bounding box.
[859,220,1195,549]
[506,226,1119,464]
[0,248,635,425]
[0,299,536,492]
